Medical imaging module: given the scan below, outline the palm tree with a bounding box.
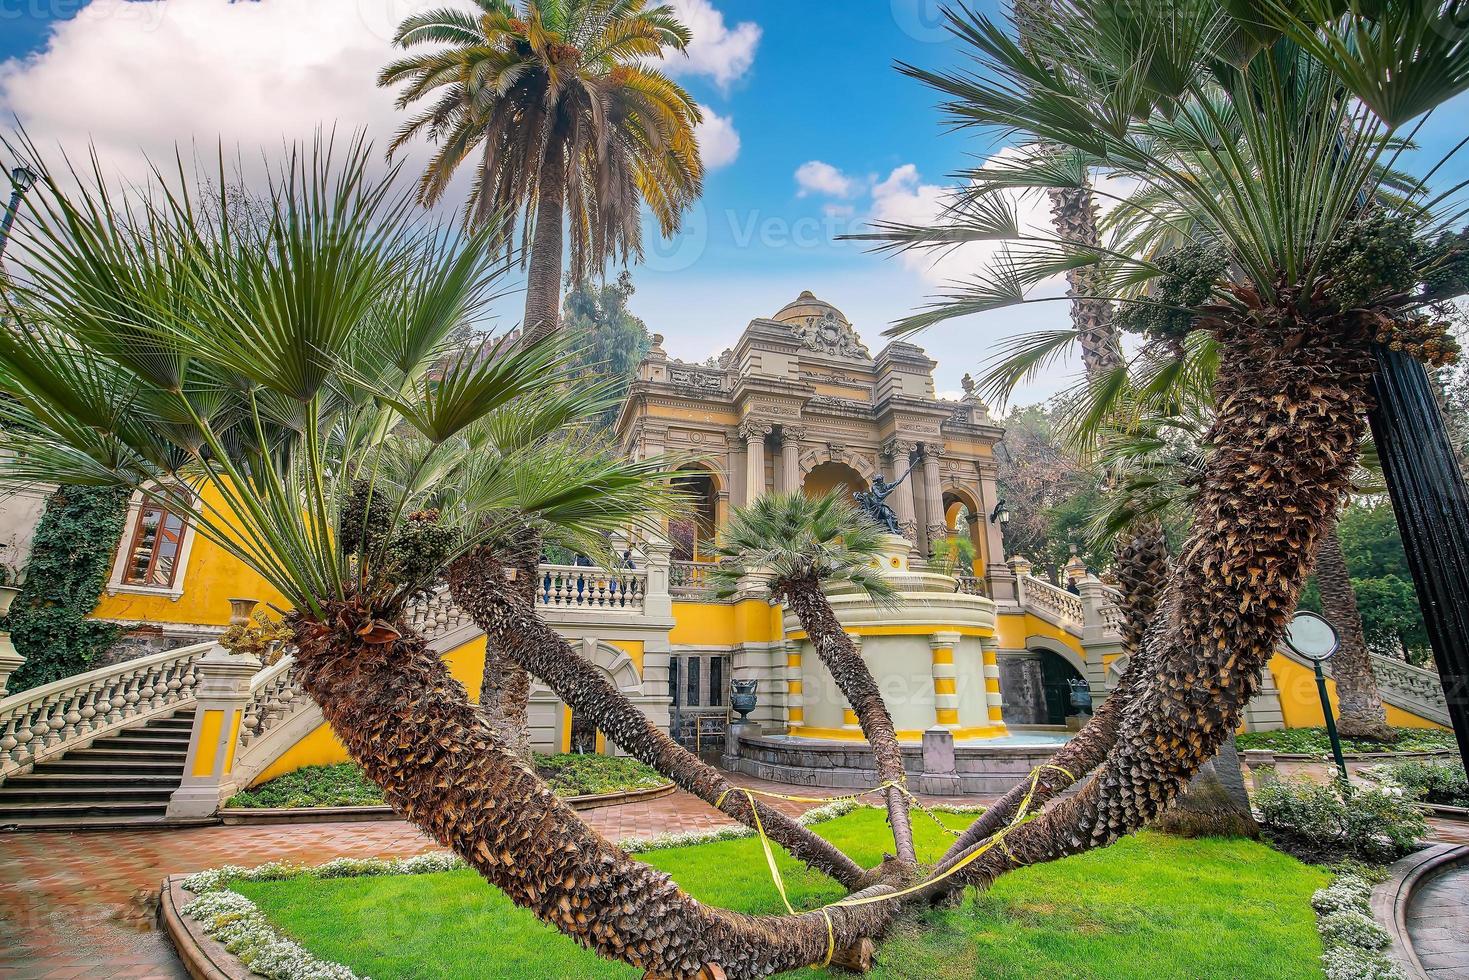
[706,492,919,868]
[0,137,900,976]
[868,0,1469,896]
[1315,523,1393,741]
[379,0,704,341]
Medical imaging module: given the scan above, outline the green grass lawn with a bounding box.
[234,809,1329,978]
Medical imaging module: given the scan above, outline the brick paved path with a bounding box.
[0,776,989,980]
[1406,860,1469,978]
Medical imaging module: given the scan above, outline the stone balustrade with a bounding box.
[670,559,715,598]
[537,564,646,611]
[1020,574,1087,626]
[0,640,210,784]
[237,656,307,752]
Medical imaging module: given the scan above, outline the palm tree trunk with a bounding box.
[929,313,1377,894]
[783,578,918,869]
[290,605,894,979]
[523,139,566,343]
[1314,521,1392,741]
[446,547,873,890]
[478,533,537,760]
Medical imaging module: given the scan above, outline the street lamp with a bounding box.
[1284,610,1349,782]
[989,499,1010,526]
[0,165,39,262]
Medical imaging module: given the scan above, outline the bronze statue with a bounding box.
[856,456,919,535]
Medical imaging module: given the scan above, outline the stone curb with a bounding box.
[158,874,243,980]
[217,782,675,825]
[1371,842,1469,980]
[1269,748,1456,762]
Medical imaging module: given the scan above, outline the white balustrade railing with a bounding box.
[955,576,986,597]
[1021,575,1086,626]
[670,559,715,597]
[237,655,307,752]
[537,564,646,611]
[0,640,210,783]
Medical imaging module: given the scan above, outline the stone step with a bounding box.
[0,784,176,805]
[104,725,195,742]
[87,733,192,752]
[0,800,168,822]
[62,746,188,763]
[1,772,181,790]
[40,758,185,776]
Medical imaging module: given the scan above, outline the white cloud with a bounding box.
[868,155,1059,288]
[661,0,761,92]
[823,203,855,220]
[795,160,859,199]
[0,0,417,187]
[696,109,740,169]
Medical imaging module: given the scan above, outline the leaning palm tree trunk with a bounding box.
[1314,522,1392,740]
[291,605,893,978]
[478,532,539,758]
[783,579,918,869]
[446,548,872,890]
[933,314,1376,894]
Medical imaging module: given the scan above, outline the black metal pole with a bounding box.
[0,186,22,262]
[1313,659,1350,781]
[1366,344,1469,763]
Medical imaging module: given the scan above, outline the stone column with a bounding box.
[167,642,259,819]
[1008,555,1033,607]
[778,425,805,495]
[740,419,771,506]
[881,439,919,544]
[979,469,1015,602]
[920,446,946,556]
[980,636,1007,731]
[929,631,961,729]
[784,640,805,731]
[642,535,674,621]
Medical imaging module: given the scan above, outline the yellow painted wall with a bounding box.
[669,599,780,646]
[994,613,1088,659]
[1270,655,1448,731]
[94,484,289,627]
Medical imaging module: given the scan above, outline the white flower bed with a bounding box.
[180,798,873,979]
[1310,873,1403,980]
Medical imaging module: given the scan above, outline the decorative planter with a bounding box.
[0,585,19,618]
[730,679,758,720]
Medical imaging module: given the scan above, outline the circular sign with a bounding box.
[1284,611,1340,662]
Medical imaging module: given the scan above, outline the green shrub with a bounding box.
[1368,758,1468,808]
[533,752,664,797]
[1237,727,1456,755]
[1256,777,1425,863]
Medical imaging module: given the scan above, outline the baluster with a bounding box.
[62,692,83,745]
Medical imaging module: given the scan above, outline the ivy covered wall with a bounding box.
[2,486,129,692]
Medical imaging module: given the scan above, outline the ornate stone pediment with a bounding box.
[790,309,871,360]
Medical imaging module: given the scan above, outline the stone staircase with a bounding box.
[0,710,194,828]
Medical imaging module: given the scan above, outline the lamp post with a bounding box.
[0,165,39,262]
[1285,610,1349,782]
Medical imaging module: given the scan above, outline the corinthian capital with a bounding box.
[881,437,918,462]
[738,418,774,442]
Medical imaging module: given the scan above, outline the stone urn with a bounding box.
[730,679,759,720]
[0,585,18,619]
[1067,677,1093,715]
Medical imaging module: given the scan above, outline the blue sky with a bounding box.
[3,0,1466,404]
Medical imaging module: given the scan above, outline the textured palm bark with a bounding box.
[930,312,1377,893]
[783,579,917,869]
[478,533,538,759]
[290,606,895,978]
[1314,523,1392,741]
[523,139,566,344]
[1113,520,1169,656]
[447,548,872,890]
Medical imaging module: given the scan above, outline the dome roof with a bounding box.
[773,290,850,326]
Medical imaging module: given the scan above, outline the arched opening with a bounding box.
[941,486,985,576]
[999,648,1090,726]
[803,461,868,503]
[671,466,719,560]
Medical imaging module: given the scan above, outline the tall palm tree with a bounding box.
[379,0,704,341]
[1315,522,1393,740]
[871,0,1468,896]
[0,138,899,976]
[707,492,918,869]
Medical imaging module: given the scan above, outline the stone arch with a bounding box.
[940,483,985,574]
[672,464,721,559]
[799,447,878,483]
[531,640,642,696]
[1025,634,1089,679]
[802,460,870,502]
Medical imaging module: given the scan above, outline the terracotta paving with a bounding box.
[0,775,991,980]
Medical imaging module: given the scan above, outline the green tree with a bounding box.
[379,0,704,341]
[561,270,652,428]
